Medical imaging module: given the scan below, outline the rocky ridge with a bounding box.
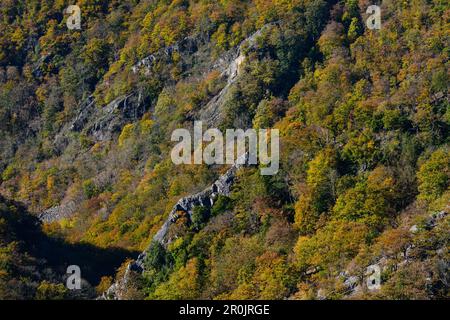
[102,153,249,300]
[338,209,449,299]
[200,23,278,126]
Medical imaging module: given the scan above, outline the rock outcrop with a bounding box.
[102,154,249,300]
[337,209,449,299]
[54,91,148,153]
[100,25,276,300]
[200,23,277,126]
[150,170,234,246]
[38,201,77,223]
[98,27,277,300]
[132,36,201,75]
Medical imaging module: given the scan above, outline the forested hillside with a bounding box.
[0,0,448,300]
[0,195,135,299]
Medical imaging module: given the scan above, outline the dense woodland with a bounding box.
[0,0,449,299]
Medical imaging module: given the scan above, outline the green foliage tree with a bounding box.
[191,206,210,230]
[417,148,450,202]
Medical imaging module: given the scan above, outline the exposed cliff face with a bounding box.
[97,26,277,300]
[42,25,272,224]
[53,24,273,155]
[38,200,77,223]
[102,154,249,300]
[54,91,148,153]
[53,36,206,153]
[331,209,449,300]
[38,93,148,223]
[132,36,201,75]
[200,23,276,126]
[151,154,247,246]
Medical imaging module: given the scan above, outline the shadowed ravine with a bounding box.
[0,196,138,293]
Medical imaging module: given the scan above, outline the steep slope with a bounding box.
[0,0,448,300]
[0,195,136,299]
[102,153,249,299]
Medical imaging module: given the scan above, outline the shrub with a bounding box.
[417,148,450,202]
[191,206,210,230]
[211,196,233,216]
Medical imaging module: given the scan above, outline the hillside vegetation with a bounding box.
[0,0,448,299]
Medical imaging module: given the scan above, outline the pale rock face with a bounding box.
[131,36,200,75]
[98,24,275,300]
[224,50,245,84]
[98,29,272,300]
[344,275,361,294]
[102,154,249,300]
[54,91,148,153]
[336,209,449,300]
[38,200,77,223]
[150,155,244,247]
[200,23,276,126]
